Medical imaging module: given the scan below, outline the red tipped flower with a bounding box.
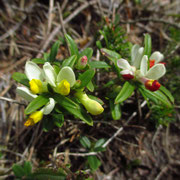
[145,80,161,91]
[122,74,134,80]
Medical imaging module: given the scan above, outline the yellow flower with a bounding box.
[24,111,43,127]
[57,79,70,96]
[29,79,43,94]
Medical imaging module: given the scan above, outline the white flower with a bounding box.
[25,61,44,81]
[43,62,76,95]
[131,44,144,68]
[137,54,166,91]
[117,44,144,80]
[139,55,166,80]
[16,87,38,102]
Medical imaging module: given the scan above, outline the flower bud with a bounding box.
[145,80,161,91]
[75,91,104,115]
[57,79,70,96]
[76,56,88,70]
[24,111,43,126]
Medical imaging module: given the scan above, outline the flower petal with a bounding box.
[57,66,76,87]
[140,55,148,76]
[146,64,166,80]
[16,87,37,102]
[43,62,57,87]
[25,61,44,81]
[42,98,55,115]
[120,69,134,75]
[117,59,132,70]
[131,44,140,65]
[132,47,144,68]
[150,51,164,63]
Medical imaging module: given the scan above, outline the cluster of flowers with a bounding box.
[16,61,104,126]
[117,44,166,91]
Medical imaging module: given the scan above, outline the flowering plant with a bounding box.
[13,34,104,129]
[101,34,174,117]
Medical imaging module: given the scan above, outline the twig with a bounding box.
[36,0,97,58]
[56,151,98,157]
[152,125,163,156]
[1,148,24,158]
[47,0,54,35]
[119,18,180,29]
[155,165,169,180]
[0,96,26,105]
[97,0,105,18]
[57,2,70,55]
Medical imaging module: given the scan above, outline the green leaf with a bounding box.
[96,40,102,49]
[30,168,66,180]
[80,136,91,149]
[79,48,93,60]
[25,94,49,115]
[49,41,61,62]
[53,94,93,126]
[65,34,79,56]
[89,61,111,69]
[32,58,45,64]
[12,72,29,87]
[110,100,121,120]
[86,81,94,92]
[94,139,106,152]
[87,156,101,171]
[160,85,174,104]
[12,164,25,178]
[99,30,108,46]
[144,33,152,58]
[44,53,50,61]
[24,161,32,176]
[138,85,172,107]
[100,48,121,63]
[53,113,64,128]
[115,82,135,104]
[78,69,95,88]
[62,55,77,68]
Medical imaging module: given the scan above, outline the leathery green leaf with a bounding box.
[110,100,121,120]
[78,69,95,88]
[139,85,172,107]
[32,58,45,64]
[80,136,91,149]
[160,85,174,104]
[115,82,135,104]
[144,33,152,58]
[88,156,101,171]
[89,61,111,69]
[65,34,79,56]
[25,94,49,115]
[49,41,61,62]
[100,48,121,63]
[79,48,93,60]
[62,55,77,68]
[12,72,29,87]
[53,94,93,126]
